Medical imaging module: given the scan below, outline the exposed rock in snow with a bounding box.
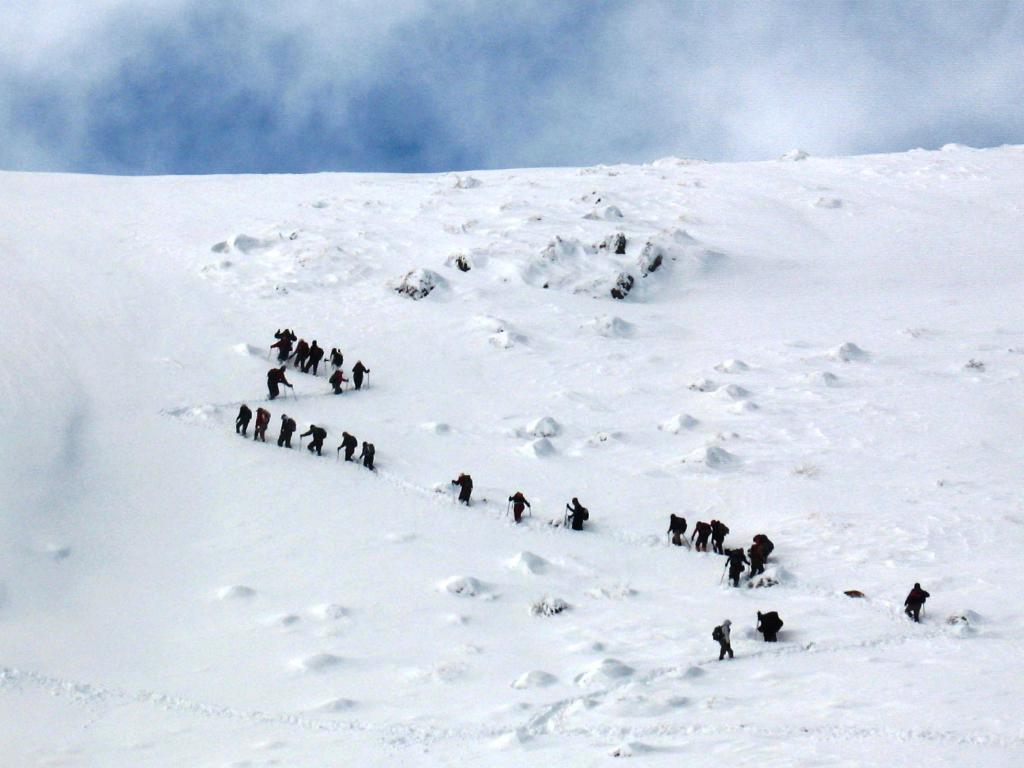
[610,272,635,300]
[217,585,256,600]
[289,653,343,673]
[598,232,627,254]
[829,342,868,361]
[506,551,551,575]
[714,359,749,373]
[637,242,664,277]
[392,268,447,300]
[445,253,473,272]
[575,658,635,686]
[529,596,569,616]
[511,670,558,689]
[588,315,634,338]
[660,413,700,433]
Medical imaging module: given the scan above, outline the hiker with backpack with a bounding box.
[564,498,589,531]
[757,611,784,642]
[235,404,252,436]
[267,366,293,400]
[713,619,734,660]
[352,360,370,390]
[691,520,712,552]
[337,431,358,461]
[300,424,327,455]
[904,583,930,622]
[329,368,348,394]
[710,519,730,554]
[278,414,297,448]
[725,547,749,587]
[452,474,473,505]
[508,491,531,523]
[305,341,325,375]
[667,514,688,547]
[253,407,270,442]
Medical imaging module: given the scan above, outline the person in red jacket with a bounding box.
[329,368,348,394]
[508,491,530,523]
[253,407,270,442]
[267,366,293,400]
[904,583,930,622]
[271,329,296,362]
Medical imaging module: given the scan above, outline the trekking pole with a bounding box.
[506,500,511,518]
[719,561,728,585]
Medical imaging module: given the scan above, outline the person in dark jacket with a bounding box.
[304,341,325,375]
[330,348,344,370]
[271,330,295,362]
[278,415,297,448]
[904,583,930,622]
[253,407,270,442]
[452,474,473,505]
[725,548,749,587]
[235,404,252,436]
[329,368,348,394]
[753,534,774,560]
[691,520,712,552]
[667,514,688,547]
[710,519,730,554]
[292,339,310,370]
[301,424,327,455]
[359,441,375,470]
[337,431,358,461]
[748,540,767,578]
[565,498,589,531]
[508,491,531,523]
[757,611,784,642]
[713,619,733,660]
[267,366,293,400]
[352,360,370,390]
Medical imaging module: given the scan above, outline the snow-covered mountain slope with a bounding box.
[2,145,1023,767]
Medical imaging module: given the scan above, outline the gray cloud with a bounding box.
[0,1,1021,173]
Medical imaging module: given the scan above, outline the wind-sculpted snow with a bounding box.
[2,146,1024,767]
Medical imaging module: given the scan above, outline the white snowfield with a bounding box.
[1,145,1023,767]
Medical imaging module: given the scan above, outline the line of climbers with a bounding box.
[667,514,775,587]
[235,404,375,470]
[268,328,370,397]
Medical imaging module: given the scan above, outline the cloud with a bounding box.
[0,0,1021,173]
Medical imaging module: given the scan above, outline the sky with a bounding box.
[0,0,1021,174]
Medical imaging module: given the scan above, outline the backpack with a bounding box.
[712,625,724,642]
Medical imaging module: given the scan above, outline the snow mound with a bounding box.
[261,613,301,628]
[809,371,841,386]
[585,430,622,447]
[529,596,569,616]
[780,148,810,161]
[829,342,868,361]
[659,413,699,433]
[212,233,276,254]
[309,603,347,620]
[584,204,624,220]
[490,728,532,750]
[589,315,634,338]
[308,697,357,713]
[445,253,473,272]
[469,315,527,349]
[45,544,72,560]
[814,197,843,209]
[392,268,448,300]
[715,384,751,401]
[688,377,718,392]
[520,437,556,458]
[610,740,653,757]
[452,175,482,189]
[685,445,740,470]
[420,421,451,435]
[714,359,750,373]
[525,416,561,437]
[748,564,791,588]
[217,585,256,601]
[438,576,488,597]
[511,670,557,689]
[506,551,551,575]
[585,584,637,600]
[730,400,759,414]
[599,232,627,254]
[288,653,343,673]
[575,658,635,686]
[945,609,983,636]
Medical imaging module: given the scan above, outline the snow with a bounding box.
[2,145,1024,766]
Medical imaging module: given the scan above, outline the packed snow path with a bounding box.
[2,146,1024,766]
